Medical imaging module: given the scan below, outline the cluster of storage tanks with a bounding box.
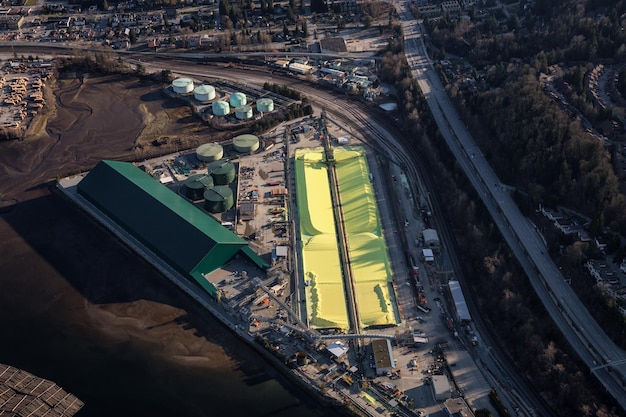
[214,92,254,120]
[171,77,274,120]
[183,135,262,212]
[181,146,237,213]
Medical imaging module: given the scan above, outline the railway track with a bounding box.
[321,97,554,416]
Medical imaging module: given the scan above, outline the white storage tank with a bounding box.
[229,92,247,108]
[235,105,253,120]
[194,85,216,102]
[196,142,224,162]
[256,98,274,113]
[232,134,260,153]
[172,77,194,94]
[212,101,230,116]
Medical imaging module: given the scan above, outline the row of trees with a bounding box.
[219,0,307,28]
[419,0,626,410]
[430,0,626,333]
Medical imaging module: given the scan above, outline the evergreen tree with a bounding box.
[302,19,308,37]
[287,5,295,22]
[363,14,372,29]
[310,0,327,14]
[160,69,173,84]
[219,0,230,18]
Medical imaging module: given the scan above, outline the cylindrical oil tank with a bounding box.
[172,77,194,94]
[232,134,260,153]
[203,186,234,213]
[196,142,224,162]
[229,92,247,108]
[256,98,274,113]
[182,174,214,200]
[194,84,216,102]
[207,160,236,185]
[235,105,253,120]
[212,100,230,116]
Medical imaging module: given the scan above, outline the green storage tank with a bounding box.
[182,174,214,200]
[229,92,247,108]
[207,160,236,185]
[203,186,234,213]
[256,98,274,113]
[212,101,230,116]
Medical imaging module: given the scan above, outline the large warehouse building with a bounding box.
[76,160,268,297]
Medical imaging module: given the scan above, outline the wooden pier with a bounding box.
[0,363,84,416]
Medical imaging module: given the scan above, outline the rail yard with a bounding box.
[57,73,491,417]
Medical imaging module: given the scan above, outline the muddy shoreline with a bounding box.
[0,73,344,417]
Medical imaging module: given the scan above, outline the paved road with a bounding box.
[396,1,626,412]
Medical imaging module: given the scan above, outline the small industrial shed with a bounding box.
[239,200,256,221]
[422,228,441,252]
[431,375,452,401]
[444,397,474,416]
[327,341,349,358]
[275,246,288,258]
[372,339,395,376]
[448,280,471,323]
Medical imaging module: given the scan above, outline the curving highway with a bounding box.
[396,1,626,411]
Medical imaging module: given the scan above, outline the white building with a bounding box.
[288,62,314,75]
[432,375,452,401]
[422,228,441,252]
[327,341,349,358]
[448,280,471,323]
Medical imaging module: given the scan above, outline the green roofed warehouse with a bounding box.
[77,160,268,297]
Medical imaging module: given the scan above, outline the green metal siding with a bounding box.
[77,160,249,277]
[194,243,247,277]
[190,271,219,297]
[242,246,270,270]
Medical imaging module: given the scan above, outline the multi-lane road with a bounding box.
[396,1,626,411]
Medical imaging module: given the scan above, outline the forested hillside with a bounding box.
[461,69,626,231]
[424,0,626,234]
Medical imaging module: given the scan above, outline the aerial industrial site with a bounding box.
[56,76,484,417]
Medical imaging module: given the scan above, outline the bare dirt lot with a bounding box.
[0,73,224,203]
